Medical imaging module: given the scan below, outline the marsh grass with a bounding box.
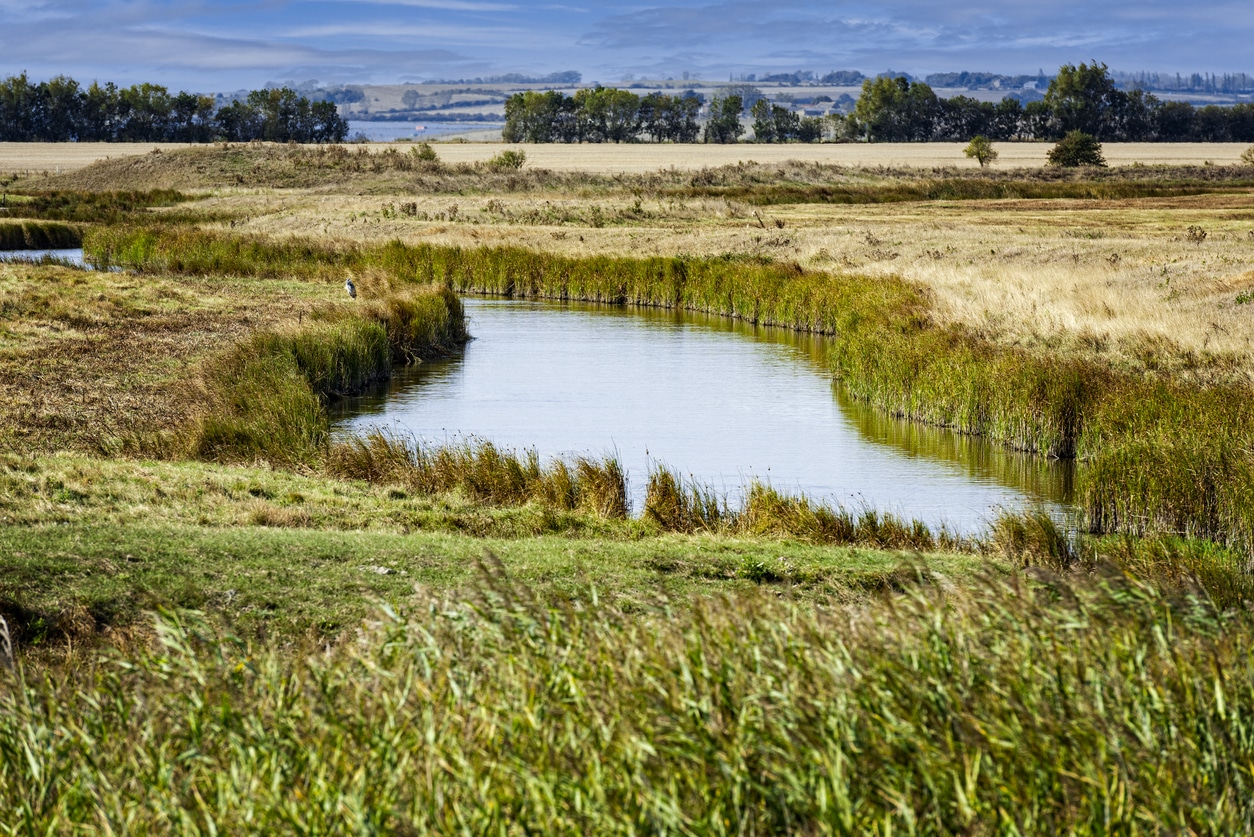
[4,570,1254,833]
[329,431,628,519]
[81,227,1254,554]
[0,220,80,249]
[7,188,192,222]
[644,467,960,550]
[185,283,467,466]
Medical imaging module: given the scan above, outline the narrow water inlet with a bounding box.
[331,298,1077,533]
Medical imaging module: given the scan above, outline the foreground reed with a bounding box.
[0,219,79,250]
[3,570,1252,833]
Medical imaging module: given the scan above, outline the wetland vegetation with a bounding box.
[2,141,1254,831]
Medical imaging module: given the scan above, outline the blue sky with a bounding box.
[1,0,1249,92]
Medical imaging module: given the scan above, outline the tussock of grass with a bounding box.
[330,431,628,519]
[0,220,80,250]
[4,571,1254,832]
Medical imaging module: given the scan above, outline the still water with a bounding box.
[0,248,85,265]
[331,299,1076,532]
[347,121,504,142]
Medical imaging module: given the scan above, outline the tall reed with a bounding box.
[329,431,628,518]
[0,220,80,250]
[4,573,1254,833]
[186,284,467,466]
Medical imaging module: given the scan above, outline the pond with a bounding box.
[331,298,1076,533]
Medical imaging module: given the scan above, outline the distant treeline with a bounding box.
[505,64,1254,144]
[504,89,705,143]
[0,73,348,143]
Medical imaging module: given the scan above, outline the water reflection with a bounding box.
[331,298,1076,532]
[0,248,86,265]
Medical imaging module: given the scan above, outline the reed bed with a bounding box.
[330,431,628,519]
[0,220,79,249]
[186,284,467,466]
[4,571,1254,833]
[644,467,961,551]
[83,227,1254,554]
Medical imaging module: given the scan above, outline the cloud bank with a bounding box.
[0,0,1247,91]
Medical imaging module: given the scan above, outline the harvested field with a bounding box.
[3,141,1252,179]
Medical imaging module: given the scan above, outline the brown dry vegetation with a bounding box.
[0,261,347,453]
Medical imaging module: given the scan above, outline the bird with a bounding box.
[345,278,357,299]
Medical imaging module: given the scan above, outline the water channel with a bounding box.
[0,248,86,266]
[332,298,1076,533]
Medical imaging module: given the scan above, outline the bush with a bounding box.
[963,135,998,168]
[1241,145,1254,166]
[411,142,438,164]
[487,149,526,170]
[1047,131,1106,168]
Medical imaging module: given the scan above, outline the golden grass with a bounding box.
[0,142,192,176]
[212,189,1254,380]
[4,141,1252,179]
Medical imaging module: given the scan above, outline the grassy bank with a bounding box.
[184,282,467,465]
[83,227,1254,555]
[4,571,1253,833]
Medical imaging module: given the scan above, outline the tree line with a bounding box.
[504,64,1254,144]
[0,73,348,143]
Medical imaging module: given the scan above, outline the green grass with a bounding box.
[6,188,194,222]
[82,227,1254,556]
[4,569,1253,833]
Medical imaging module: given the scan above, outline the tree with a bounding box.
[573,86,641,143]
[852,76,939,141]
[750,98,777,142]
[703,95,744,143]
[503,91,575,143]
[963,135,998,167]
[1046,130,1106,167]
[1043,61,1126,139]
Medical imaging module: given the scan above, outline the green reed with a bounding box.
[4,570,1254,834]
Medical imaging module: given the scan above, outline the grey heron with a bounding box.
[345,278,357,299]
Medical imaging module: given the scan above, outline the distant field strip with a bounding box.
[3,141,1253,175]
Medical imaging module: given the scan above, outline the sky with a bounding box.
[1,0,1250,92]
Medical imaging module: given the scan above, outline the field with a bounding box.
[4,140,1251,176]
[4,140,1254,831]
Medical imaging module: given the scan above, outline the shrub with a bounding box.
[487,149,526,170]
[411,142,439,164]
[1047,131,1106,168]
[1241,145,1254,166]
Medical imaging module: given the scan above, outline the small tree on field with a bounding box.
[1241,146,1254,166]
[963,135,998,167]
[1047,130,1106,167]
